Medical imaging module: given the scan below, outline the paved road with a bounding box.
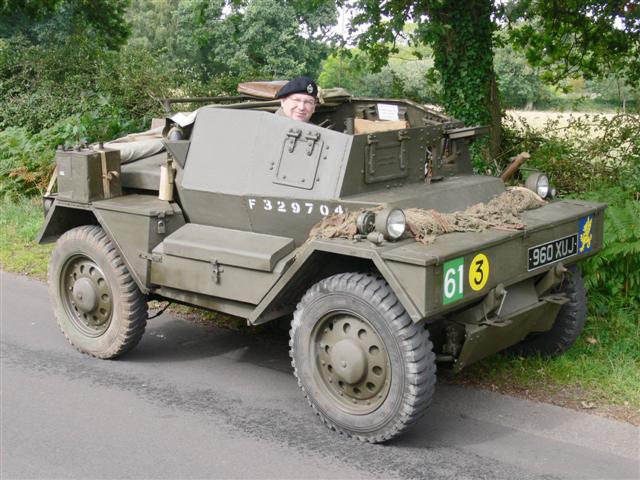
[1,271,638,479]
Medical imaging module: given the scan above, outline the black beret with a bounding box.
[275,76,318,99]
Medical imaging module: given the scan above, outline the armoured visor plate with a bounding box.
[527,233,578,271]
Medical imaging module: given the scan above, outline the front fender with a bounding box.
[249,238,425,325]
[36,199,98,244]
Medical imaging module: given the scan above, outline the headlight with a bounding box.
[525,172,550,199]
[375,208,406,241]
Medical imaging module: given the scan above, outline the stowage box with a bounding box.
[56,147,122,203]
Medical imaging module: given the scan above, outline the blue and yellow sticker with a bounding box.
[578,215,593,254]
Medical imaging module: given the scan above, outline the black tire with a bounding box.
[290,272,436,443]
[511,265,587,357]
[48,225,147,358]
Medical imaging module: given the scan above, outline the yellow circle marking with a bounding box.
[469,253,490,291]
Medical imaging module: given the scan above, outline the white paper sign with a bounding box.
[377,103,399,121]
[170,110,198,127]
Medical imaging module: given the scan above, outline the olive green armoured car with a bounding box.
[38,83,605,443]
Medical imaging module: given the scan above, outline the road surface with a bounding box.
[1,271,638,479]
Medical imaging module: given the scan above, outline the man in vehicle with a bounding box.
[275,76,318,123]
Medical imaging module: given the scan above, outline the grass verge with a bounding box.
[0,197,52,278]
[448,306,640,424]
[2,196,638,423]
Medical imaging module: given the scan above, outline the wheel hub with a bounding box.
[330,339,367,384]
[312,313,391,414]
[60,256,113,335]
[72,277,98,313]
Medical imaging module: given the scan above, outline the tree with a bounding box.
[351,0,502,159]
[0,0,176,132]
[504,0,640,85]
[128,0,338,90]
[348,0,640,163]
[319,47,439,104]
[494,44,550,109]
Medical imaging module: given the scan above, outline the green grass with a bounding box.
[2,196,638,412]
[0,197,53,278]
[455,307,640,409]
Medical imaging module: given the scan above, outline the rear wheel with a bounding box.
[511,265,587,357]
[290,273,436,443]
[48,225,147,358]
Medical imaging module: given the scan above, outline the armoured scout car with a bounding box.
[38,82,605,443]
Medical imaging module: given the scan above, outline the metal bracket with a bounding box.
[286,128,302,153]
[139,252,163,263]
[210,259,224,284]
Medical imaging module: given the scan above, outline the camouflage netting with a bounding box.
[309,187,546,245]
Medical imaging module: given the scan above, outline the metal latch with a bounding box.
[156,212,166,234]
[305,132,321,156]
[367,134,378,175]
[286,128,302,153]
[397,130,410,170]
[210,259,224,284]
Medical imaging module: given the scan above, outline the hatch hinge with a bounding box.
[305,131,321,156]
[286,128,302,153]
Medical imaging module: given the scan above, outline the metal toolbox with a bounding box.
[56,147,122,203]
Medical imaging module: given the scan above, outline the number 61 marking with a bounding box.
[443,257,464,305]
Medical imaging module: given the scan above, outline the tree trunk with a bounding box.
[422,0,502,161]
[488,72,502,158]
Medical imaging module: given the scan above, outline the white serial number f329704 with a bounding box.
[247,198,344,216]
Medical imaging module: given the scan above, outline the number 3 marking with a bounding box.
[469,253,489,291]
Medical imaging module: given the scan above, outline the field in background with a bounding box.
[506,110,630,138]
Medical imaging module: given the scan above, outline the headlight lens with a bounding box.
[375,208,406,240]
[526,172,550,198]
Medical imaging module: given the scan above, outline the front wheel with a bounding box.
[290,273,436,443]
[48,225,148,358]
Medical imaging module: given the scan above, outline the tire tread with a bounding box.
[290,272,436,443]
[48,225,147,359]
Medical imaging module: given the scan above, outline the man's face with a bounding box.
[281,93,316,122]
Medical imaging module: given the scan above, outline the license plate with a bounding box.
[528,234,578,270]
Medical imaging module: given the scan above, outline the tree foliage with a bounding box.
[504,0,640,84]
[127,0,338,91]
[494,44,550,109]
[0,0,130,50]
[319,47,439,103]
[348,0,639,162]
[350,0,501,160]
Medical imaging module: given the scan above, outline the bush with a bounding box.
[501,112,639,311]
[0,37,176,133]
[0,35,183,199]
[501,112,640,194]
[579,186,640,311]
[0,112,143,199]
